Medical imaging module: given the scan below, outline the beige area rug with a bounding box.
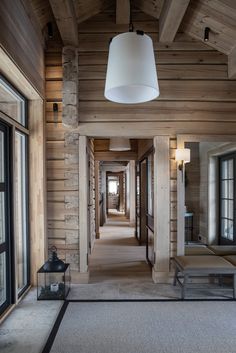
[43,301,236,353]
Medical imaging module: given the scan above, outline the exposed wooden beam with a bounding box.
[228,46,236,79]
[94,151,138,161]
[116,0,130,24]
[49,0,78,46]
[134,0,164,19]
[159,0,190,42]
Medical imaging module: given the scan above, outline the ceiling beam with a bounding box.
[95,151,137,161]
[159,0,190,42]
[49,0,78,46]
[228,46,236,79]
[116,0,130,24]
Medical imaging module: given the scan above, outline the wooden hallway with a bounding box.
[89,221,152,284]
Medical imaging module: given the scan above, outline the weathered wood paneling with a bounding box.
[77,11,236,131]
[0,0,44,96]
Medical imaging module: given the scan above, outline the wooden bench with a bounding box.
[173,255,236,299]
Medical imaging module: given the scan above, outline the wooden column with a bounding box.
[95,160,100,238]
[176,136,185,256]
[62,46,79,128]
[119,172,124,212]
[79,136,89,280]
[153,136,170,283]
[126,165,130,219]
[29,99,47,285]
[129,160,136,226]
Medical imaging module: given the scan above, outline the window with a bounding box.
[0,77,28,316]
[0,76,26,127]
[219,153,236,245]
[0,123,11,314]
[108,178,119,195]
[15,132,29,294]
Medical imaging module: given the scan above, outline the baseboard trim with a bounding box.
[71,270,90,284]
[152,269,174,284]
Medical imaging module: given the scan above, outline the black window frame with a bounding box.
[219,152,236,245]
[0,120,15,315]
[0,74,28,129]
[0,76,29,316]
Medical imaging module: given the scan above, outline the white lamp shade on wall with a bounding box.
[109,138,131,151]
[104,32,159,104]
[175,148,191,163]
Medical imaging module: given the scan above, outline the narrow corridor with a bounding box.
[89,220,152,284]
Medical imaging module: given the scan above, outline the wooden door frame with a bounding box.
[177,134,236,256]
[80,134,171,283]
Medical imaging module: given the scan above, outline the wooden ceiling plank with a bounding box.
[134,0,164,19]
[116,0,130,24]
[49,0,78,46]
[228,46,236,79]
[159,0,191,42]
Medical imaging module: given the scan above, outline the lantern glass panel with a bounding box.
[37,263,70,300]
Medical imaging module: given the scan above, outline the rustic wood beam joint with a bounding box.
[116,0,130,25]
[228,46,236,79]
[49,0,78,46]
[159,0,190,42]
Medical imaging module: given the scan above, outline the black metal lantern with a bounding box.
[43,246,65,272]
[37,248,70,300]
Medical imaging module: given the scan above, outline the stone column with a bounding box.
[62,46,79,128]
[64,132,80,274]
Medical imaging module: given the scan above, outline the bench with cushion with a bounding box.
[208,245,236,256]
[185,246,215,256]
[173,255,236,299]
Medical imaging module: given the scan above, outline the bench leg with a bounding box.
[173,267,178,286]
[233,274,236,300]
[182,274,188,300]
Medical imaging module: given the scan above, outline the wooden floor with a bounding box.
[89,212,152,283]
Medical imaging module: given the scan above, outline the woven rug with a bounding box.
[43,300,236,353]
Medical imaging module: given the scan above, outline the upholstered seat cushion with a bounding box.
[185,246,215,256]
[223,255,236,266]
[208,245,236,256]
[174,255,235,271]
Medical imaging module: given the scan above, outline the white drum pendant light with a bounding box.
[104,31,159,104]
[109,138,131,151]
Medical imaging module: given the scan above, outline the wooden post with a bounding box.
[126,164,130,219]
[95,160,100,239]
[79,136,89,277]
[153,136,170,283]
[129,160,136,226]
[177,136,185,256]
[29,99,47,285]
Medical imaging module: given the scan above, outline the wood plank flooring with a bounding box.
[89,214,152,283]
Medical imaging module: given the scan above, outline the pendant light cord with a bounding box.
[129,0,134,32]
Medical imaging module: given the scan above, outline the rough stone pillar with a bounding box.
[64,132,80,273]
[62,46,79,128]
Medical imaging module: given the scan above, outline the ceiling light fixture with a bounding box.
[104,2,159,104]
[109,138,131,151]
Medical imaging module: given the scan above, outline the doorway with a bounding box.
[88,138,154,284]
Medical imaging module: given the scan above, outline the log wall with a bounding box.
[45,8,236,278]
[0,0,44,96]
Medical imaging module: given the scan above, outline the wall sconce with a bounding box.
[53,103,58,126]
[175,148,191,182]
[204,27,210,42]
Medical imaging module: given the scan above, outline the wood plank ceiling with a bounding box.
[36,0,236,78]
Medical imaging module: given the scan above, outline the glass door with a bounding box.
[0,122,12,315]
[219,154,236,245]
